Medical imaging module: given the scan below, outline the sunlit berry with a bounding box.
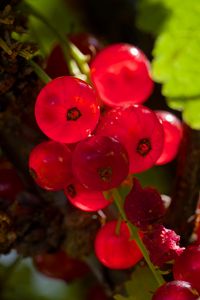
[155,111,183,165]
[35,76,100,144]
[152,281,199,300]
[90,43,153,107]
[94,220,143,269]
[64,179,113,212]
[96,105,164,173]
[29,140,72,191]
[72,135,129,191]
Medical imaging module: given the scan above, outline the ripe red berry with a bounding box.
[152,281,199,300]
[155,111,183,165]
[72,135,129,191]
[94,220,143,269]
[33,250,89,282]
[124,178,166,230]
[96,105,164,173]
[35,76,100,144]
[64,179,113,212]
[90,43,153,107]
[29,140,72,191]
[0,168,24,204]
[173,245,200,294]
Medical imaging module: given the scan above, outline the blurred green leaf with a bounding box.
[137,0,200,129]
[114,264,157,300]
[0,256,85,300]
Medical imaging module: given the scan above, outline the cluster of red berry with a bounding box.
[28,40,200,299]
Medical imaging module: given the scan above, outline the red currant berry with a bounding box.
[152,281,199,300]
[46,33,102,78]
[35,76,100,144]
[72,135,129,191]
[29,140,72,191]
[64,179,113,212]
[90,43,153,107]
[173,245,200,294]
[94,220,143,269]
[33,251,89,282]
[124,178,166,230]
[0,168,24,204]
[155,111,183,165]
[96,105,164,173]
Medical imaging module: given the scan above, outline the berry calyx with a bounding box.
[35,76,100,144]
[72,135,129,191]
[64,179,113,212]
[96,105,164,173]
[90,43,153,107]
[124,178,166,230]
[33,250,90,282]
[143,225,184,267]
[173,245,200,294]
[152,281,200,300]
[155,111,183,165]
[94,220,143,269]
[29,140,72,191]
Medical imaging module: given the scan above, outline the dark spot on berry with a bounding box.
[67,107,82,121]
[66,184,77,198]
[98,167,112,182]
[136,138,152,157]
[29,168,37,180]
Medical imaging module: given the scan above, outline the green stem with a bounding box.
[29,60,51,84]
[111,188,165,287]
[24,3,90,79]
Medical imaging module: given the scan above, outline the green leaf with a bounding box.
[137,0,200,129]
[114,264,158,300]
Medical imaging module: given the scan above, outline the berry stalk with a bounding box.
[110,188,165,286]
[22,2,90,79]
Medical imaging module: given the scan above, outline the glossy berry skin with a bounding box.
[72,136,129,191]
[33,251,89,282]
[64,179,113,212]
[29,140,72,191]
[35,76,100,144]
[94,220,143,269]
[0,168,24,204]
[173,245,200,294]
[90,43,153,107]
[124,178,166,230]
[96,105,164,174]
[152,281,199,300]
[155,111,183,165]
[46,33,102,78]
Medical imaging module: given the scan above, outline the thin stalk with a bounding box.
[29,60,51,84]
[111,188,165,287]
[24,3,90,79]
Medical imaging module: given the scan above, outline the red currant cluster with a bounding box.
[29,41,196,299]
